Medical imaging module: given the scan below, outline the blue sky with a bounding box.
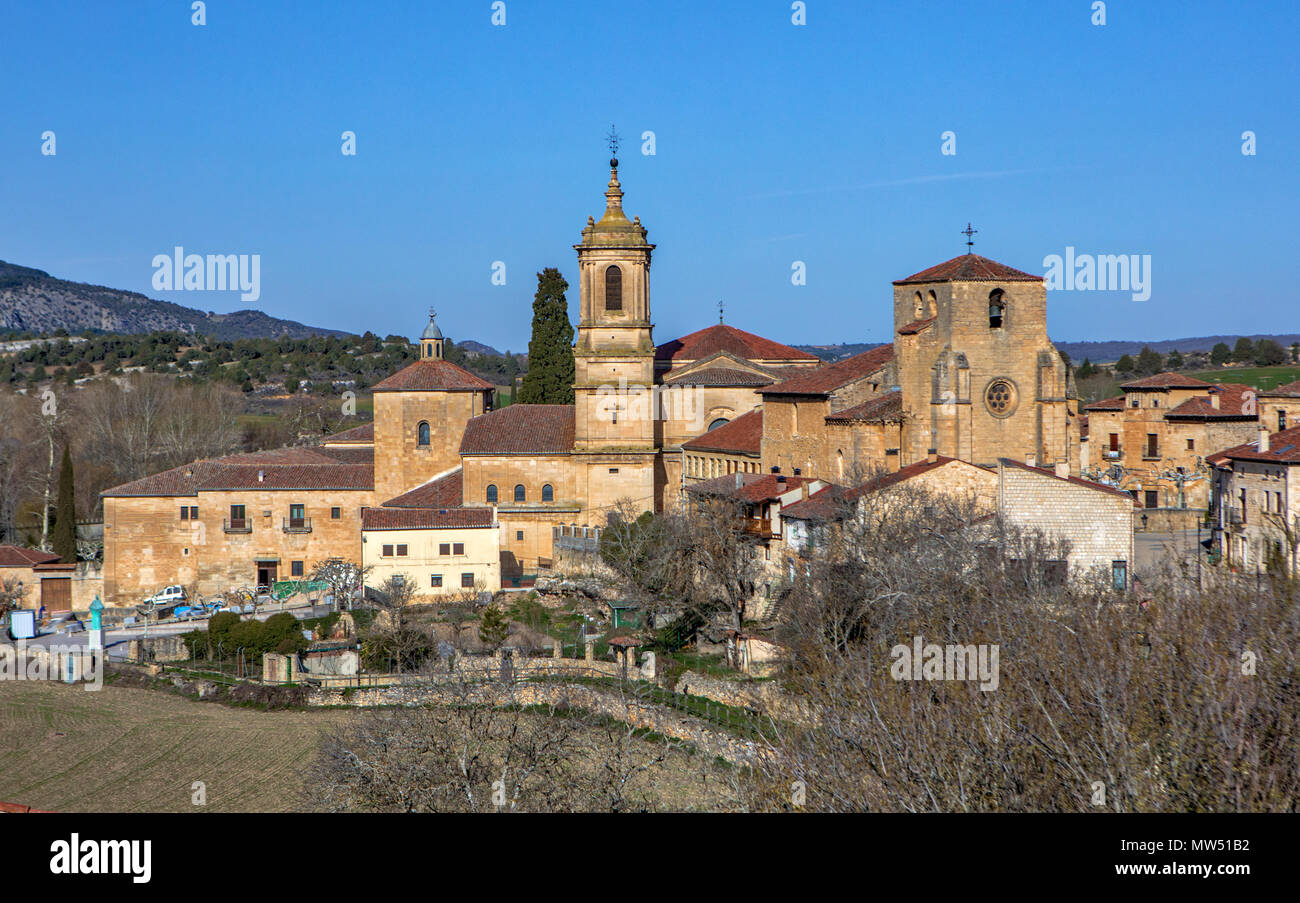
[3,0,1297,352]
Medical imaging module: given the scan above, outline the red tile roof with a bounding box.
[825,391,904,423]
[459,404,575,455]
[760,344,895,397]
[0,545,61,567]
[662,367,775,387]
[1211,425,1300,464]
[1264,379,1300,397]
[1165,384,1258,420]
[322,422,374,443]
[894,254,1041,285]
[682,408,763,456]
[372,360,495,392]
[897,316,937,335]
[686,472,816,503]
[655,324,819,364]
[1083,396,1126,411]
[1120,372,1213,390]
[779,484,849,521]
[361,506,494,530]
[382,469,463,508]
[846,455,967,497]
[103,446,375,497]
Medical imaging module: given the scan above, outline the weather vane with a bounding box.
[962,222,978,254]
[607,124,621,163]
[428,306,437,320]
[718,298,725,324]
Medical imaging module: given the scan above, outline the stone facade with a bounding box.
[1210,425,1300,574]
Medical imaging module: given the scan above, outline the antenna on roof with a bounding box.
[962,222,978,255]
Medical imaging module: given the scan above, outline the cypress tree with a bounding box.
[52,444,77,563]
[517,267,575,404]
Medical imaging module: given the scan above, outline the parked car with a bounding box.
[142,585,187,607]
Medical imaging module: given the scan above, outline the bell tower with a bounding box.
[572,143,656,451]
[571,135,659,518]
[420,308,444,360]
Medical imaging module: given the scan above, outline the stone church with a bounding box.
[100,155,1079,602]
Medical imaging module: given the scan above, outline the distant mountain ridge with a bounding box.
[0,260,347,341]
[799,335,1300,364]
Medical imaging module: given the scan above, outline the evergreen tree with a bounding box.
[1254,339,1287,366]
[1166,350,1184,369]
[1115,353,1135,373]
[1232,337,1255,362]
[52,444,77,563]
[1076,358,1095,380]
[518,268,575,405]
[1135,345,1163,375]
[1210,342,1231,366]
[1291,343,1299,364]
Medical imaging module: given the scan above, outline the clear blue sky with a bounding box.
[4,0,1297,353]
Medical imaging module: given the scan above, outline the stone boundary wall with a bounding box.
[306,680,766,764]
[1136,507,1205,533]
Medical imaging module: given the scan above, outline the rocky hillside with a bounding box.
[0,261,346,340]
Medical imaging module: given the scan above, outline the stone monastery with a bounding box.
[100,155,1085,605]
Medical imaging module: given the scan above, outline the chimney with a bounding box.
[257,469,265,483]
[793,467,802,476]
[1210,392,1221,410]
[776,475,787,484]
[801,482,809,500]
[1054,460,1070,479]
[734,472,743,489]
[1258,428,1270,453]
[1025,453,1037,468]
[770,466,780,474]
[926,447,938,464]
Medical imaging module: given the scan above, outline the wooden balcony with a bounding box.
[223,518,252,534]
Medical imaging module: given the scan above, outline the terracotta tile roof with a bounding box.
[459,404,575,455]
[382,468,463,508]
[655,324,819,364]
[314,446,377,465]
[893,254,1041,285]
[846,455,965,497]
[1164,385,1256,420]
[662,367,775,387]
[0,545,61,567]
[1119,372,1213,390]
[1264,379,1300,397]
[322,422,374,443]
[1211,425,1300,464]
[760,344,895,397]
[1083,396,1126,411]
[372,359,495,392]
[998,458,1142,506]
[361,506,494,530]
[686,472,816,504]
[103,447,375,497]
[897,316,937,335]
[825,391,904,423]
[682,408,763,455]
[780,484,849,521]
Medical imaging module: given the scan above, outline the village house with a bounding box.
[1209,424,1300,575]
[1082,373,1261,512]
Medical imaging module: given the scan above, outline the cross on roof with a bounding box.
[428,306,437,320]
[718,299,725,324]
[607,124,621,163]
[962,223,978,254]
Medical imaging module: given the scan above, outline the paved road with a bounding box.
[17,602,335,655]
[1134,529,1212,583]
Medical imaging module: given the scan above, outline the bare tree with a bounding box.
[309,557,371,612]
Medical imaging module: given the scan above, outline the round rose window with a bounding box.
[985,379,1016,417]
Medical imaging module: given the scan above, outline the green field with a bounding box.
[1187,366,1300,391]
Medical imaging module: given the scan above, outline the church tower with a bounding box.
[419,308,445,360]
[571,144,660,515]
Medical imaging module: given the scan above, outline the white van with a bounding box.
[142,585,187,606]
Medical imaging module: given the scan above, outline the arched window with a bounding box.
[605,265,623,312]
[417,421,431,446]
[988,289,1005,329]
[913,291,924,319]
[927,290,937,317]
[708,417,730,431]
[542,483,554,502]
[514,484,526,503]
[486,484,498,504]
[837,450,845,480]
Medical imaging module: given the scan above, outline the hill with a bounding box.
[800,335,1300,365]
[0,260,347,341]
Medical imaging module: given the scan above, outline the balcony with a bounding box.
[1105,449,1122,460]
[282,517,312,534]
[742,518,778,539]
[223,518,252,534]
